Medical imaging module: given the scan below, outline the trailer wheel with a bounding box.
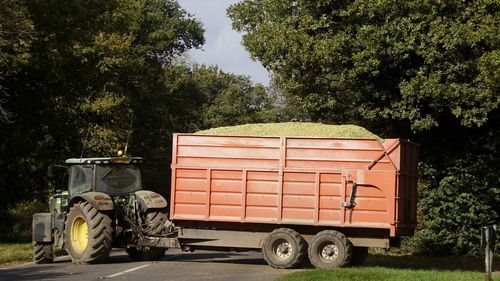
[126,246,166,261]
[350,246,368,266]
[142,209,168,236]
[262,228,307,269]
[64,201,113,264]
[33,242,53,264]
[308,230,352,269]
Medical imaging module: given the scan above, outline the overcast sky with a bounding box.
[178,0,270,86]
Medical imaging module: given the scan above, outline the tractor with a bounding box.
[32,150,169,264]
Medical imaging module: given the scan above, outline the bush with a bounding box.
[0,199,47,242]
[409,157,500,255]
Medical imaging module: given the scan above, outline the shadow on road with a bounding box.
[161,251,268,266]
[0,265,81,281]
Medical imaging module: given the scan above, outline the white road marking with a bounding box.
[105,264,151,278]
[54,255,69,262]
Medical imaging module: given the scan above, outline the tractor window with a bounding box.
[95,165,141,195]
[68,165,93,196]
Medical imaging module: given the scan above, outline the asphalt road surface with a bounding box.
[0,249,295,281]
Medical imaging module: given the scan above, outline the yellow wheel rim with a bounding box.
[71,217,88,253]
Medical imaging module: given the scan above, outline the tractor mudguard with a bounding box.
[32,213,52,242]
[69,192,114,211]
[135,190,168,212]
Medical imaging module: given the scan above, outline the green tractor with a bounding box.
[32,151,169,264]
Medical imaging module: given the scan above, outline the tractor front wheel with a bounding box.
[64,201,113,264]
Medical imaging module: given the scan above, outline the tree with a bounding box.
[0,0,204,205]
[228,0,499,132]
[191,65,277,128]
[163,64,278,130]
[229,0,500,255]
[0,0,35,123]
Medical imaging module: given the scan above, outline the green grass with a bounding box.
[0,243,32,265]
[277,267,500,281]
[278,254,500,281]
[0,243,68,266]
[197,122,381,140]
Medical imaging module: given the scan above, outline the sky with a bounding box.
[178,0,270,86]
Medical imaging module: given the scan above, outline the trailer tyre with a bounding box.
[262,228,307,269]
[64,201,113,264]
[126,246,166,261]
[308,230,352,269]
[33,242,53,264]
[350,246,368,266]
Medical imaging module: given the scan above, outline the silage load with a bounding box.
[196,122,381,139]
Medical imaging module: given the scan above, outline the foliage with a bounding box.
[229,0,500,131]
[0,199,46,242]
[0,0,205,205]
[0,0,276,211]
[411,124,500,255]
[164,64,277,130]
[0,0,35,123]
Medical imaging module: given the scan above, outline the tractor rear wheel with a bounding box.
[33,242,53,264]
[64,201,113,264]
[126,246,166,261]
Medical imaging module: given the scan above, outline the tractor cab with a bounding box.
[64,156,143,198]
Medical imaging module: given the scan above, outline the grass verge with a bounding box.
[0,243,67,267]
[278,253,500,281]
[277,267,500,281]
[0,243,32,266]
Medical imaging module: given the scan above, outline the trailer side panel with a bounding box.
[170,134,418,237]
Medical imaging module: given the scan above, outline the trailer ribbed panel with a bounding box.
[170,134,418,236]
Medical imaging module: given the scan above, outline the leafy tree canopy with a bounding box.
[229,0,500,131]
[0,0,205,204]
[0,0,35,122]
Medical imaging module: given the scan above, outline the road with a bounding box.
[0,249,294,281]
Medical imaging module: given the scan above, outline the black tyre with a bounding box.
[64,201,113,264]
[142,209,168,236]
[350,246,368,266]
[126,246,166,261]
[33,242,53,264]
[308,230,352,269]
[262,228,307,269]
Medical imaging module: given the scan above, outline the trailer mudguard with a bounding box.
[32,213,52,242]
[69,192,114,211]
[135,190,168,212]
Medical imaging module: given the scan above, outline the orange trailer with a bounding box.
[162,134,418,268]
